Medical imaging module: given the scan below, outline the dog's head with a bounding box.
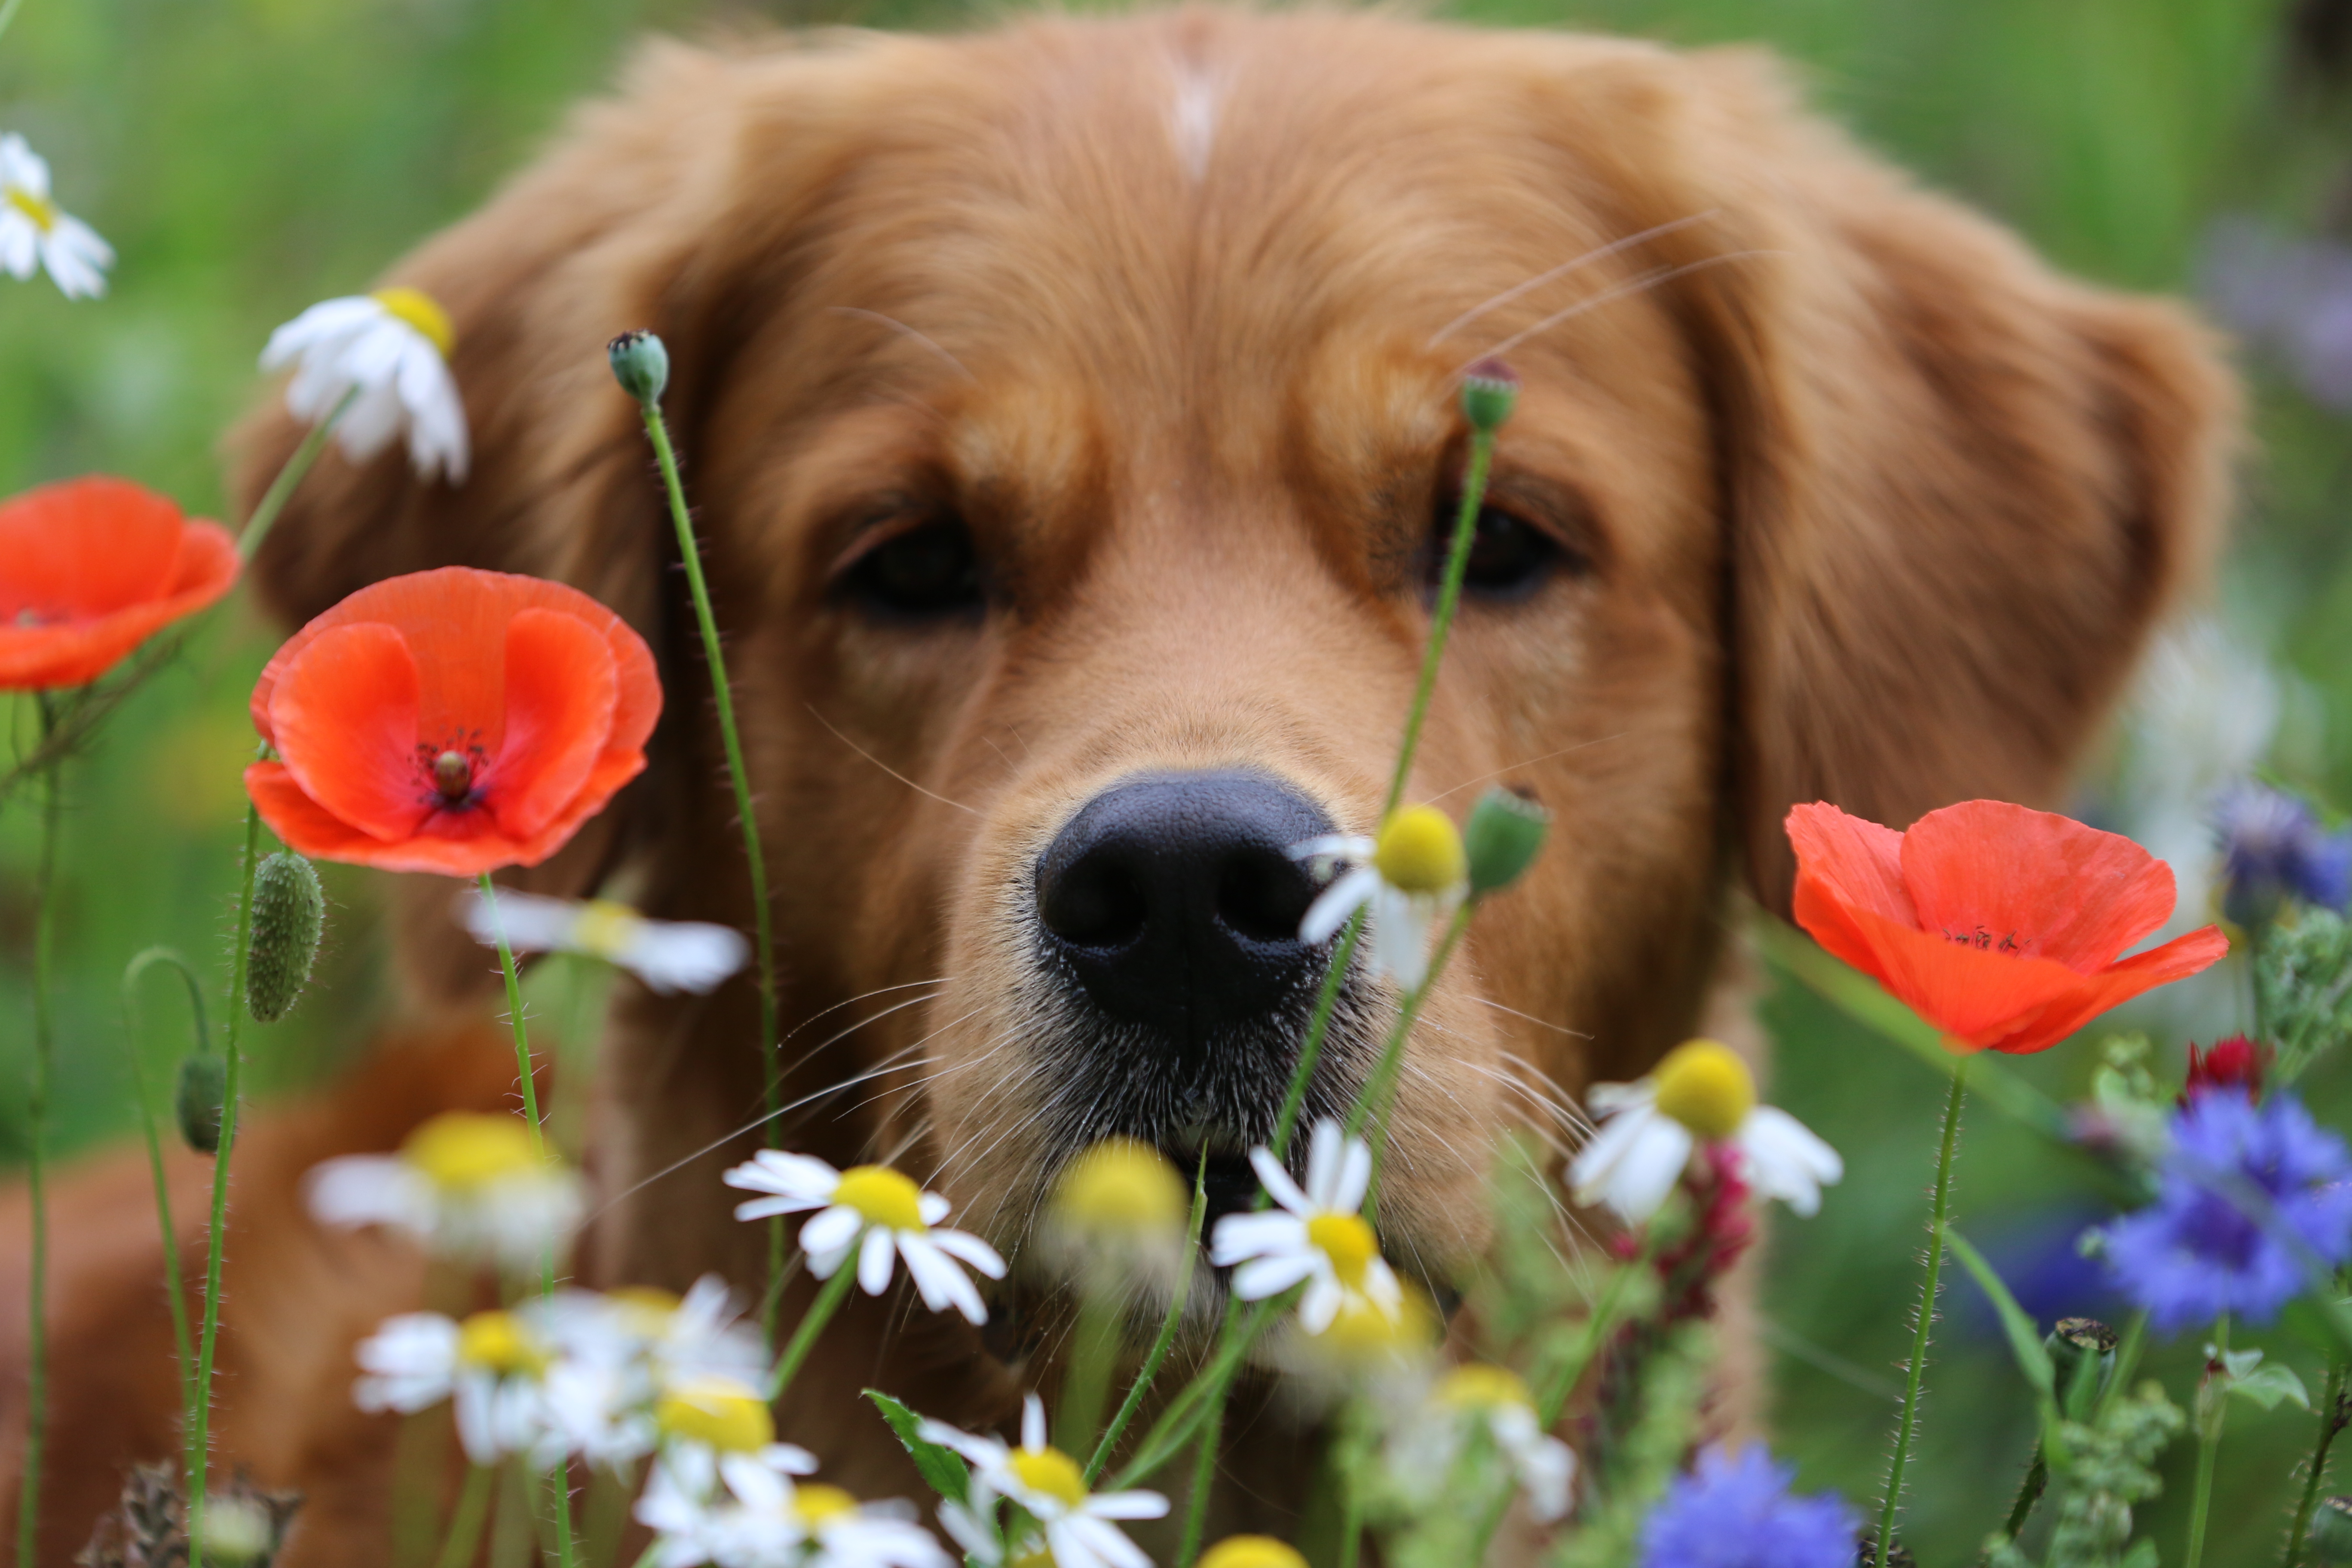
[234,11,2231,1295]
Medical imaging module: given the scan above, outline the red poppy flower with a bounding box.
[0,477,239,690]
[245,567,661,876]
[1786,800,2228,1054]
[2183,1035,2268,1102]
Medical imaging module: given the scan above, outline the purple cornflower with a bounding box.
[2101,1089,2352,1333]
[2202,218,2352,412]
[2212,781,2352,923]
[1635,1445,1857,1568]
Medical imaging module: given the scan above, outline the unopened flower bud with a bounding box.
[1463,786,1550,895]
[1461,358,1519,432]
[2310,1496,2352,1564]
[246,852,325,1024]
[175,1053,228,1155]
[202,1492,282,1565]
[608,330,670,405]
[2046,1316,2117,1416]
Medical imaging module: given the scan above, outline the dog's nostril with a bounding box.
[1216,845,1317,943]
[1039,858,1148,948]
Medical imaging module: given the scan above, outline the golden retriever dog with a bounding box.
[5,6,2235,1561]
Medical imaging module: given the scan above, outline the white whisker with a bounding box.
[1426,210,1720,347]
[1464,250,1779,369]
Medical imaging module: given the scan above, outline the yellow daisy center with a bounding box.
[655,1379,775,1453]
[1373,805,1466,894]
[370,285,456,359]
[1438,1363,1533,1412]
[834,1165,928,1231]
[606,1285,682,1335]
[572,899,644,962]
[456,1311,548,1376]
[1008,1446,1088,1510]
[1307,1290,1433,1363]
[1199,1537,1309,1568]
[1651,1038,1755,1142]
[402,1112,543,1190]
[6,186,55,232]
[1011,1550,1057,1568]
[1305,1211,1379,1288]
[1054,1138,1185,1237]
[793,1484,860,1529]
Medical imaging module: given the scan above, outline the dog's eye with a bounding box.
[1434,500,1563,599]
[839,519,984,619]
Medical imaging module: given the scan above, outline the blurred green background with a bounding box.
[3,0,2349,1562]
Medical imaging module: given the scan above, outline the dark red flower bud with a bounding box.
[2183,1034,2269,1103]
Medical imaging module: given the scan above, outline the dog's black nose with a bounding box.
[1035,771,1333,1043]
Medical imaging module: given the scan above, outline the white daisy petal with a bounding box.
[1298,867,1378,945]
[857,1225,898,1295]
[798,1204,864,1259]
[1021,1392,1049,1452]
[926,1227,1008,1278]
[1246,1146,1312,1217]
[1736,1106,1844,1216]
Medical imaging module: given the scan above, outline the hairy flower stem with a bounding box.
[1177,1380,1228,1568]
[187,802,263,1568]
[632,395,785,1337]
[1085,1165,1211,1483]
[120,950,207,1433]
[1113,1298,1282,1490]
[768,1253,861,1403]
[1874,1059,1970,1559]
[474,874,558,1301]
[237,385,355,563]
[1385,424,1495,815]
[17,698,60,1568]
[2185,1315,2230,1568]
[432,1465,497,1568]
[2286,1359,2349,1568]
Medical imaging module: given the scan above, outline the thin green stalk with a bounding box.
[1997,1447,2048,1545]
[1270,913,1363,1164]
[1385,425,1496,816]
[1335,1465,1362,1568]
[237,386,355,563]
[1113,1298,1280,1490]
[543,1465,578,1568]
[1874,1058,1970,1560]
[768,1253,861,1402]
[432,1465,497,1568]
[633,395,783,1336]
[2098,1312,2148,1420]
[188,803,264,1568]
[119,950,206,1439]
[475,873,557,1302]
[1057,1290,1123,1456]
[1085,1161,1211,1482]
[1176,1379,1228,1568]
[2185,1316,2230,1568]
[18,697,61,1568]
[1351,904,1473,1217]
[2286,1359,2347,1568]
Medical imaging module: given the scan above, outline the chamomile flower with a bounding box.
[1210,1118,1401,1335]
[261,286,469,481]
[1044,1136,1192,1290]
[540,1278,771,1467]
[1568,1039,1842,1225]
[1398,1365,1577,1524]
[459,889,749,995]
[919,1395,1168,1568]
[724,1152,1006,1324]
[308,1111,582,1273]
[1293,805,1468,990]
[796,1488,953,1568]
[0,134,112,298]
[1198,1540,1307,1568]
[353,1308,562,1465]
[639,1378,821,1568]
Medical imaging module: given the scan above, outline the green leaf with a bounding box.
[2226,1361,2312,1412]
[865,1390,973,1504]
[1945,1224,2055,1397]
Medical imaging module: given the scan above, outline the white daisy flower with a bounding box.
[353,1308,564,1465]
[1292,805,1467,990]
[1567,1038,1843,1225]
[540,1277,774,1466]
[306,1110,583,1274]
[724,1152,1006,1325]
[260,285,469,481]
[919,1395,1167,1568]
[796,1489,953,1568]
[638,1381,821,1568]
[1393,1365,1576,1524]
[0,134,111,298]
[459,889,749,995]
[1209,1118,1402,1335]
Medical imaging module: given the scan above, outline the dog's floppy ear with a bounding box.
[225,36,879,1000]
[1635,50,2236,910]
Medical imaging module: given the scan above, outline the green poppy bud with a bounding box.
[2308,1496,2352,1564]
[175,1053,228,1155]
[1461,358,1519,432]
[608,330,670,405]
[247,851,325,1024]
[2046,1316,2117,1417]
[1463,786,1549,896]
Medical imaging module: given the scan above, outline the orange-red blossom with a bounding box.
[245,567,660,876]
[1787,799,2228,1054]
[0,477,239,691]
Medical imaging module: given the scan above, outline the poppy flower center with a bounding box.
[655,1379,775,1452]
[370,286,457,359]
[402,1112,542,1190]
[1008,1446,1088,1510]
[1306,1212,1380,1286]
[6,186,56,233]
[456,1311,548,1376]
[834,1165,927,1231]
[1651,1039,1755,1142]
[431,748,475,802]
[1374,805,1467,895]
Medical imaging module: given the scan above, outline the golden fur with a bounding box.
[4,9,2233,1561]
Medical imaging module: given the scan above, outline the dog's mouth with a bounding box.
[1158,1146,1264,1231]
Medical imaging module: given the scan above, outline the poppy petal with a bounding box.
[1981,924,2231,1054]
[0,501,238,690]
[1900,800,2178,972]
[493,747,650,870]
[1786,804,1920,974]
[268,623,435,843]
[1828,902,2104,1049]
[484,608,617,841]
[0,477,181,621]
